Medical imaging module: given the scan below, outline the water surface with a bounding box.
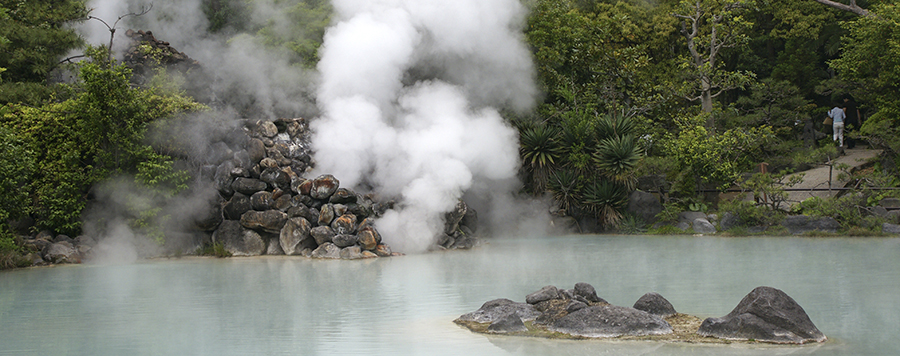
[1,235,897,355]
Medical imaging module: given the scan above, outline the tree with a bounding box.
[809,0,869,17]
[672,0,755,121]
[0,0,86,84]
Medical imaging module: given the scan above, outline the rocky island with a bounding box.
[455,285,826,345]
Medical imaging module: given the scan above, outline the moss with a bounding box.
[454,312,772,344]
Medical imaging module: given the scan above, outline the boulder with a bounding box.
[373,244,392,257]
[626,190,662,225]
[460,206,478,233]
[339,245,363,259]
[781,215,840,234]
[256,120,278,138]
[697,286,826,344]
[240,210,288,234]
[318,204,335,226]
[633,292,676,317]
[223,193,252,220]
[310,226,335,246]
[213,221,266,256]
[883,223,900,234]
[250,191,274,211]
[880,198,900,209]
[328,188,357,204]
[280,217,313,255]
[455,298,542,324]
[310,242,341,259]
[488,314,528,333]
[444,200,468,235]
[549,305,673,338]
[247,138,266,165]
[678,211,707,225]
[357,227,379,250]
[693,218,717,234]
[214,160,236,195]
[292,178,312,196]
[332,234,358,248]
[42,242,78,264]
[260,167,291,191]
[574,282,605,304]
[331,214,357,235]
[232,177,268,196]
[718,212,740,231]
[310,174,339,200]
[526,285,561,305]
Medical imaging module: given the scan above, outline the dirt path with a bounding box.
[782,148,881,208]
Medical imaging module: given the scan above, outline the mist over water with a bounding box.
[312,0,538,252]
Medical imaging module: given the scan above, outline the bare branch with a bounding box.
[809,0,869,17]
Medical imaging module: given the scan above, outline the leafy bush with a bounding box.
[716,198,785,227]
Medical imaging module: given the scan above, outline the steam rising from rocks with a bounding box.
[312,0,537,252]
[77,0,542,256]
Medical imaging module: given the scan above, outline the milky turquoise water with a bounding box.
[1,235,897,355]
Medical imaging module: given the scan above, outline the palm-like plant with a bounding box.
[548,169,581,215]
[594,114,637,141]
[582,179,629,228]
[594,134,643,189]
[520,124,562,193]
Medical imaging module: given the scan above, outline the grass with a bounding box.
[197,242,232,258]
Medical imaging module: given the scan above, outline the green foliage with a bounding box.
[582,179,629,227]
[0,0,86,86]
[737,170,804,211]
[663,116,775,194]
[0,127,35,226]
[0,57,202,236]
[717,198,785,227]
[791,195,875,228]
[520,123,563,192]
[252,0,332,67]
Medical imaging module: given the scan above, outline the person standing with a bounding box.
[843,97,861,148]
[828,102,846,147]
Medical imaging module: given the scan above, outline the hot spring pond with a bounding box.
[1,235,898,355]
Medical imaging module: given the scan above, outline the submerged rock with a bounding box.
[697,286,826,344]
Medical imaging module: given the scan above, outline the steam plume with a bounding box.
[311,0,537,252]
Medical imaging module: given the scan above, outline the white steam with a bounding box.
[312,0,537,252]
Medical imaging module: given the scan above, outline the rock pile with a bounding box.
[123,29,200,79]
[196,118,396,259]
[456,285,826,344]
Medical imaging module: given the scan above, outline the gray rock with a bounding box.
[42,242,77,264]
[247,138,266,165]
[675,221,691,231]
[718,212,740,231]
[456,298,542,323]
[310,174,340,200]
[240,210,288,234]
[574,282,605,303]
[213,221,266,256]
[280,217,313,255]
[310,242,341,259]
[444,200,468,235]
[883,223,900,234]
[633,292,676,317]
[224,193,252,220]
[488,313,528,333]
[266,236,284,255]
[357,227,379,251]
[526,285,561,305]
[232,177,268,196]
[256,120,278,138]
[461,207,478,233]
[339,245,363,259]
[626,190,662,225]
[331,214,357,235]
[549,305,673,338]
[310,226,335,246]
[332,234,358,248]
[214,160,236,195]
[697,286,826,344]
[318,204,335,227]
[260,167,290,191]
[250,191,274,211]
[678,211,707,224]
[328,188,358,204]
[781,215,840,234]
[693,218,717,234]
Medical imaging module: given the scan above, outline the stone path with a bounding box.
[782,148,881,209]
